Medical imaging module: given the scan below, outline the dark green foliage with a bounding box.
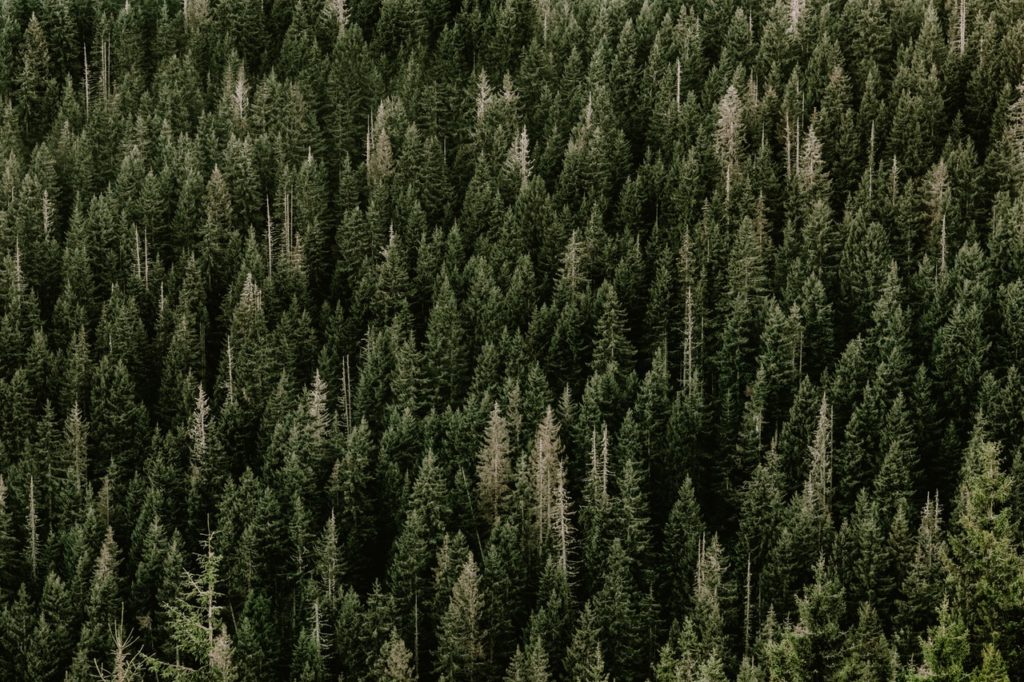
[2,1,1024,679]
[435,551,486,682]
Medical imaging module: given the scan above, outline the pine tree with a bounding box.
[24,475,38,582]
[89,356,148,483]
[234,592,279,681]
[0,582,33,675]
[737,443,785,580]
[477,402,512,524]
[132,511,177,649]
[873,392,917,516]
[971,643,1011,682]
[525,558,572,675]
[387,509,435,659]
[481,517,526,673]
[186,383,223,530]
[27,571,74,680]
[93,607,142,682]
[374,629,415,682]
[60,404,89,518]
[932,298,989,421]
[949,427,1024,663]
[634,346,676,519]
[591,538,653,682]
[715,85,744,201]
[435,552,486,682]
[591,282,635,377]
[910,599,969,681]
[564,602,609,682]
[527,406,566,561]
[332,418,377,582]
[0,476,15,589]
[425,273,468,406]
[70,526,122,679]
[15,15,56,145]
[146,532,235,680]
[996,79,1024,186]
[692,533,730,664]
[611,457,652,578]
[897,494,952,650]
[504,633,550,682]
[835,602,893,682]
[766,393,834,609]
[313,511,345,608]
[790,557,845,679]
[290,620,328,682]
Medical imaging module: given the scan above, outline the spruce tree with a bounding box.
[435,552,486,682]
[949,427,1024,666]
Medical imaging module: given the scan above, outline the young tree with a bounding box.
[15,15,56,145]
[0,476,15,589]
[715,85,744,200]
[910,599,969,681]
[476,402,512,524]
[69,527,122,679]
[374,629,415,682]
[146,533,235,681]
[591,538,654,682]
[504,633,550,682]
[897,494,952,649]
[564,602,609,682]
[425,274,468,405]
[949,428,1024,664]
[435,552,486,682]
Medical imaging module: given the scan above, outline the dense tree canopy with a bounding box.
[1,0,1024,679]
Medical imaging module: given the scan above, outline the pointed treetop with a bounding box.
[477,402,512,522]
[189,383,211,461]
[323,0,349,33]
[504,126,532,188]
[308,370,329,427]
[239,272,263,312]
[558,230,584,291]
[475,71,494,122]
[231,64,248,118]
[788,0,806,33]
[802,392,832,516]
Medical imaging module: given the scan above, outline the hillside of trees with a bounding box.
[2,0,1024,679]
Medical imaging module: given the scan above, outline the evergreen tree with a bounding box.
[897,494,952,651]
[564,603,609,682]
[591,538,653,682]
[662,476,705,615]
[790,557,846,679]
[911,599,969,681]
[949,427,1024,665]
[435,552,486,682]
[374,629,416,682]
[476,402,512,524]
[504,633,550,682]
[145,533,235,681]
[0,2,1022,679]
[90,357,148,483]
[425,273,469,406]
[15,15,56,146]
[835,602,893,682]
[0,476,15,589]
[70,526,122,679]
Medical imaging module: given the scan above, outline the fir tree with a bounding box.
[477,402,512,524]
[145,532,234,681]
[949,427,1024,665]
[435,552,486,682]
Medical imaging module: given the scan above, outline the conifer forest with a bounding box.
[6,0,1024,679]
